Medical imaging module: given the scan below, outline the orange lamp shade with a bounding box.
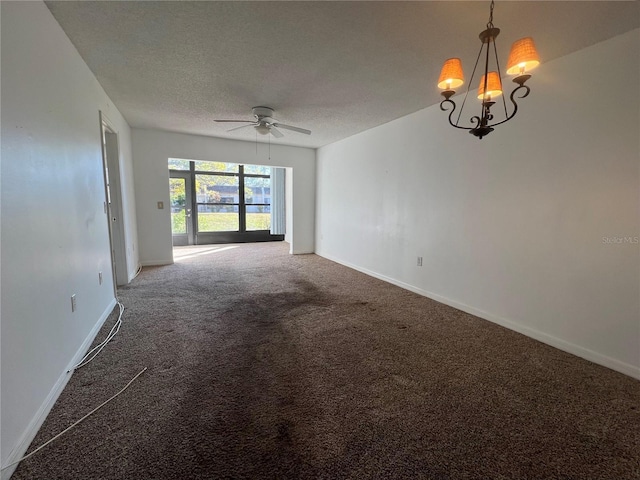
[437,58,464,90]
[477,71,503,100]
[506,37,540,75]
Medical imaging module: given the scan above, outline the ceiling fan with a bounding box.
[214,106,311,138]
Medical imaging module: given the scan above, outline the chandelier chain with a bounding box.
[487,0,495,29]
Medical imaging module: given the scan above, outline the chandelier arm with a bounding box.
[486,83,530,128]
[457,42,486,125]
[491,34,509,119]
[440,98,473,131]
[481,39,491,105]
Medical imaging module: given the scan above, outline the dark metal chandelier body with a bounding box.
[438,1,540,139]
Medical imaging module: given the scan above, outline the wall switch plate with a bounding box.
[99,272,103,285]
[157,201,164,209]
[71,294,77,312]
[417,256,423,267]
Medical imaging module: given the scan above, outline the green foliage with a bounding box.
[244,165,271,175]
[198,212,239,232]
[171,211,271,235]
[244,186,253,203]
[246,213,270,230]
[195,161,238,173]
[198,213,270,232]
[170,178,186,208]
[195,174,235,201]
[168,158,190,170]
[171,210,187,234]
[173,194,186,208]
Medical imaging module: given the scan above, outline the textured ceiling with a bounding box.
[45,1,639,149]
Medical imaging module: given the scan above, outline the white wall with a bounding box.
[316,29,640,378]
[132,129,315,264]
[0,2,138,475]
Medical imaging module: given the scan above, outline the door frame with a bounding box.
[99,111,128,289]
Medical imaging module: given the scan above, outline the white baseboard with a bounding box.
[1,298,117,480]
[140,259,172,266]
[316,250,640,380]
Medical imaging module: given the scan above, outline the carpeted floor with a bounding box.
[13,242,640,479]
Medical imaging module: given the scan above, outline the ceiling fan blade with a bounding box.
[269,126,284,138]
[214,119,253,123]
[227,123,257,133]
[273,123,311,135]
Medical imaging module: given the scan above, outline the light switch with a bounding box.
[157,201,164,209]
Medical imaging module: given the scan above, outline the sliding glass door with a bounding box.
[169,171,194,246]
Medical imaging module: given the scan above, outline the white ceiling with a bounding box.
[45,1,639,149]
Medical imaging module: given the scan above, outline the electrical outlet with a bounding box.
[71,294,77,312]
[99,271,103,285]
[417,256,423,267]
[157,201,164,209]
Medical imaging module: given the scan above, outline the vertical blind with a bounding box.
[270,167,286,235]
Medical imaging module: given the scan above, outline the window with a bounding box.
[169,159,282,244]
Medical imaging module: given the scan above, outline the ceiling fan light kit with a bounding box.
[437,0,540,139]
[215,106,311,139]
[255,124,271,136]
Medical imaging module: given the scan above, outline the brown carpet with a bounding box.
[12,242,640,479]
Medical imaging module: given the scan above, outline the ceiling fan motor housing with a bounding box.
[252,106,275,120]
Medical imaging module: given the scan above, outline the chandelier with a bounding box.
[437,0,540,139]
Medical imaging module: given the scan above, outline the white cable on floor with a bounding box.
[68,301,124,372]
[133,264,143,279]
[0,367,148,472]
